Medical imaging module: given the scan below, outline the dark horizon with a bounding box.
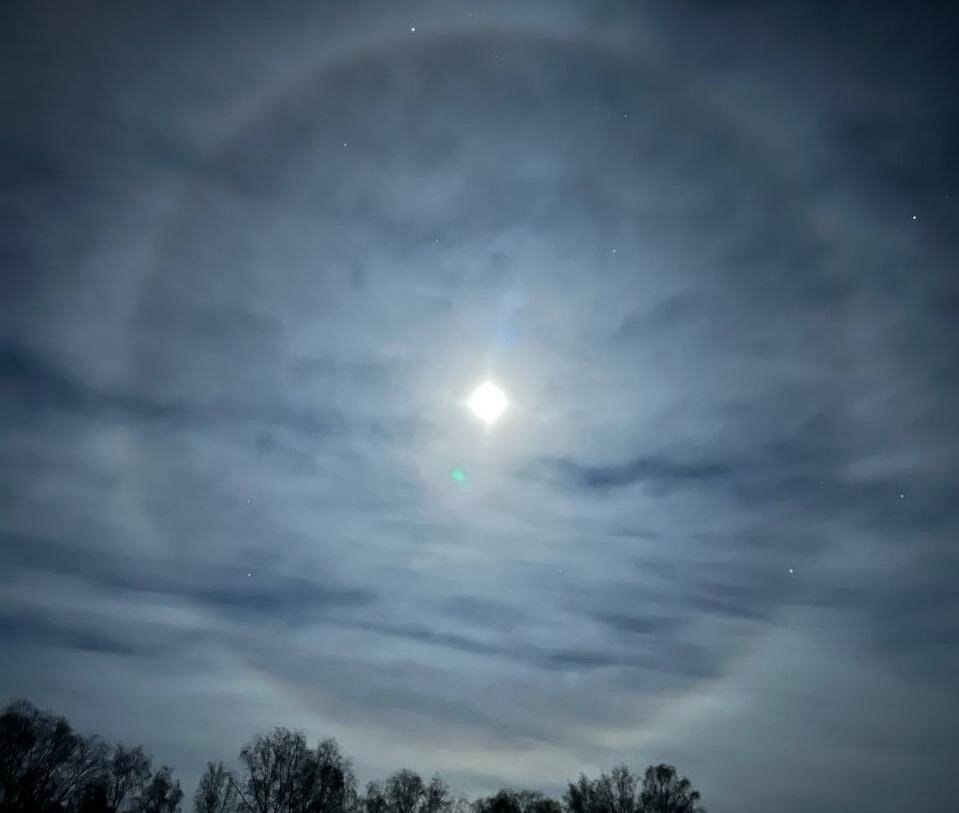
[2,1,958,811]
[1,695,706,813]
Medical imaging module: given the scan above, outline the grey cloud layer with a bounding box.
[2,1,957,811]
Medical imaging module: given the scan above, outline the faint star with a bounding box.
[343,142,348,148]
[900,493,905,499]
[247,572,252,577]
[410,26,416,32]
[788,568,794,575]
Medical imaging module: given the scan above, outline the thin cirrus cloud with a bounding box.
[1,1,958,811]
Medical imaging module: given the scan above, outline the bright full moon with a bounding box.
[467,381,508,425]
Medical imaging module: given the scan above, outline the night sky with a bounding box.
[2,2,958,811]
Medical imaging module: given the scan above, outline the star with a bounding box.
[900,493,905,499]
[247,572,252,577]
[410,26,416,32]
[787,568,794,575]
[912,214,918,220]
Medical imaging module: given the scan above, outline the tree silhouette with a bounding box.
[361,781,389,813]
[106,744,153,812]
[377,770,451,813]
[1,698,710,813]
[194,762,237,813]
[0,699,107,812]
[75,778,112,813]
[523,795,562,813]
[474,789,562,813]
[135,765,183,813]
[637,765,703,813]
[596,766,637,813]
[474,790,521,813]
[299,738,356,813]
[563,775,597,813]
[233,728,356,813]
[565,765,703,813]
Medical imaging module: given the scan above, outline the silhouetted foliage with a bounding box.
[1,699,707,813]
[300,739,356,813]
[474,790,561,813]
[135,766,183,813]
[0,700,183,813]
[637,765,702,813]
[233,728,356,813]
[565,765,702,813]
[108,745,153,812]
[235,728,309,813]
[474,790,521,813]
[361,781,389,813]
[193,762,237,813]
[563,776,595,813]
[75,779,112,813]
[374,770,450,813]
[0,699,108,812]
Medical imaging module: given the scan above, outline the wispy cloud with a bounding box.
[2,2,957,812]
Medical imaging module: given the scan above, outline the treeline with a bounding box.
[1,699,705,813]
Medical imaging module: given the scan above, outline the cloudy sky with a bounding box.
[2,1,958,810]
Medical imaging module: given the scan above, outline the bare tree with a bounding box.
[377,771,450,813]
[76,776,113,812]
[637,765,703,813]
[362,781,389,813]
[566,765,704,813]
[135,766,183,813]
[233,728,356,813]
[298,738,356,813]
[383,770,423,813]
[236,728,309,813]
[107,745,152,811]
[474,790,560,813]
[563,775,599,813]
[2,698,710,813]
[194,762,237,813]
[422,776,451,813]
[0,699,107,812]
[592,766,637,813]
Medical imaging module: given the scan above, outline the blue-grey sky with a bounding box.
[2,1,958,811]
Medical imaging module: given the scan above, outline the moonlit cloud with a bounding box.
[1,2,957,812]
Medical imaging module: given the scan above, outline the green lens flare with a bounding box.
[452,469,467,483]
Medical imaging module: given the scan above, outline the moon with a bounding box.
[467,381,508,426]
